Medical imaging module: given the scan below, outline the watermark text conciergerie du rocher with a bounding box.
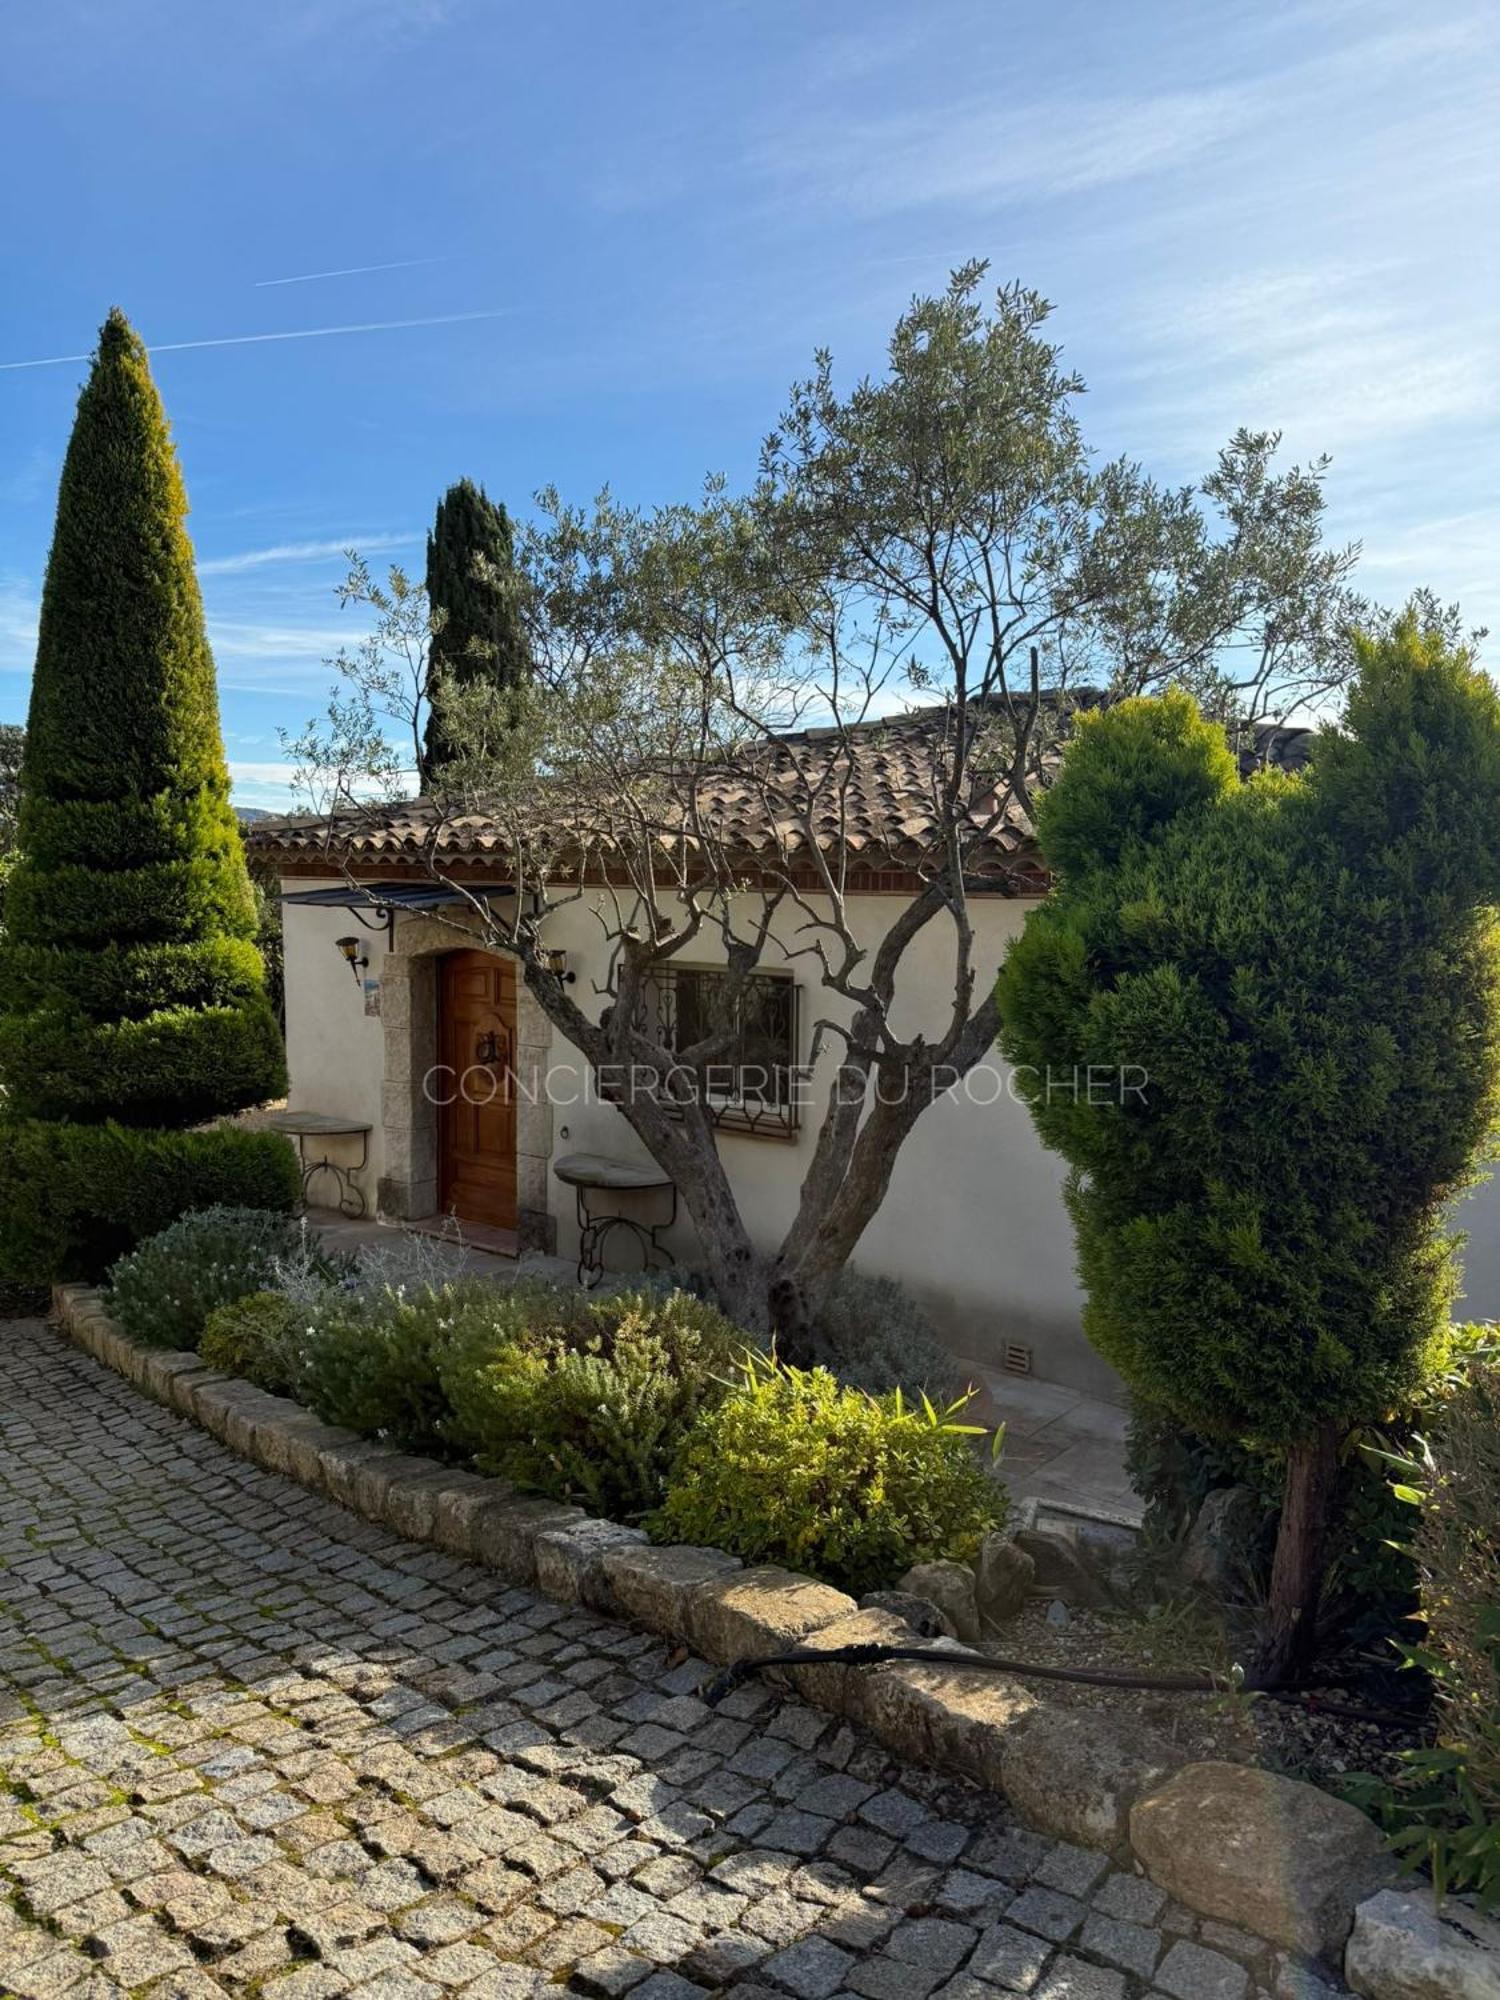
[423,1060,1149,1110]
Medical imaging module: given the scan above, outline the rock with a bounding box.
[1182,1486,1265,1594]
[351,1450,445,1525]
[998,1705,1180,1860]
[425,1471,519,1557]
[1012,1522,1120,1608]
[1271,1951,1349,1999]
[897,1560,982,1643]
[254,1409,350,1489]
[975,1534,1035,1625]
[1046,1599,1071,1628]
[859,1651,1036,1793]
[468,1495,588,1586]
[859,1589,958,1640]
[687,1566,856,1670]
[788,1607,935,1716]
[1130,1761,1392,1961]
[603,1543,743,1637]
[311,1433,397,1512]
[534,1518,648,1612]
[381,1467,487,1545]
[1345,1888,1500,1999]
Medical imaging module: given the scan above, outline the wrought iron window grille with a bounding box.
[607,965,803,1138]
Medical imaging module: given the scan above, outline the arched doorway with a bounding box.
[437,949,518,1231]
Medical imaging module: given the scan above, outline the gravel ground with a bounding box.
[985,1599,1424,1794]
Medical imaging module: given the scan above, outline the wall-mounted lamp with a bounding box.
[542,947,576,984]
[334,935,369,983]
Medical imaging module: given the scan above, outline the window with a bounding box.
[650,965,802,1137]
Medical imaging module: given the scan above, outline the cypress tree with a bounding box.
[0,310,296,1277]
[420,478,528,781]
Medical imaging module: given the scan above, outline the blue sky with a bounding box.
[1,0,1496,808]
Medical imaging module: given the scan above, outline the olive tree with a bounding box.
[289,263,1374,1352]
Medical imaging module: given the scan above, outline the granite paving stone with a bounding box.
[0,1318,1352,2000]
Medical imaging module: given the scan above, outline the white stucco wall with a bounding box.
[1456,1172,1500,1324]
[529,891,1107,1388]
[281,892,392,1195]
[279,875,1500,1398]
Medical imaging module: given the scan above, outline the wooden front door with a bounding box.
[437,950,518,1231]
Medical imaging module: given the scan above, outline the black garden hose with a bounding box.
[702,1640,1416,1728]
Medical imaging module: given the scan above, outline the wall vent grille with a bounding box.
[1002,1341,1033,1376]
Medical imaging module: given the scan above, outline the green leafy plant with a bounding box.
[998,623,1500,1680]
[1349,1361,1500,1907]
[199,1290,304,1397]
[106,1206,334,1351]
[439,1286,746,1519]
[652,1354,1006,1596]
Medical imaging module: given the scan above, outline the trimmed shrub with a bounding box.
[652,1356,1006,1596]
[0,309,289,1280]
[813,1267,965,1400]
[997,621,1500,1677]
[200,1291,303,1397]
[106,1206,329,1351]
[0,1121,301,1282]
[440,1287,747,1520]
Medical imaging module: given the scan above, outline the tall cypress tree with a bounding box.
[0,310,296,1277]
[420,478,528,782]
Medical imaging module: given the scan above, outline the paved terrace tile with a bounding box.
[0,1317,1343,1999]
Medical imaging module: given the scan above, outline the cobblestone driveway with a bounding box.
[1,1319,1344,2000]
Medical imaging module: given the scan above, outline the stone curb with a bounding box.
[49,1284,1464,1995]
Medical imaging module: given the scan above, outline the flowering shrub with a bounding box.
[296,1276,512,1457]
[106,1206,342,1351]
[651,1355,1006,1595]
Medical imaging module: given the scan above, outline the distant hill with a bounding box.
[234,805,275,824]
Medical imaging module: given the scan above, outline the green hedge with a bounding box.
[18,786,244,873]
[3,852,257,949]
[0,1121,300,1281]
[0,937,267,1023]
[0,1002,286,1124]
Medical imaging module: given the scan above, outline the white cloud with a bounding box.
[0,580,38,675]
[1120,266,1496,455]
[747,85,1260,219]
[199,531,417,575]
[229,760,303,809]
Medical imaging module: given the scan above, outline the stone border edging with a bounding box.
[53,1283,1480,1992]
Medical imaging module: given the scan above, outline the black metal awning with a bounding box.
[280,882,516,940]
[280,882,515,915]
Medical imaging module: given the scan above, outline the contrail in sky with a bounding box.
[0,309,510,373]
[254,256,448,287]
